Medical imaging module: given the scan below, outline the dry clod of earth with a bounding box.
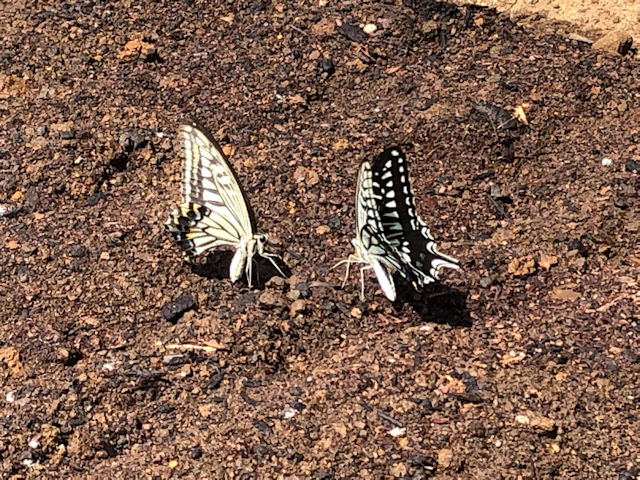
[592,31,634,56]
[0,0,639,478]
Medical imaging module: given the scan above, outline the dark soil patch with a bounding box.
[1,0,638,478]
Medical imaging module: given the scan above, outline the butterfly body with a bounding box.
[165,120,285,287]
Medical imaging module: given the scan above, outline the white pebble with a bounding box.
[29,439,39,449]
[363,24,377,34]
[388,427,406,437]
[5,391,15,403]
[283,406,297,419]
[601,157,612,166]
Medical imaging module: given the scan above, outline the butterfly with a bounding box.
[333,160,417,301]
[165,119,286,287]
[370,147,459,288]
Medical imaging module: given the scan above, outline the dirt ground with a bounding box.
[1,0,639,479]
[456,0,640,44]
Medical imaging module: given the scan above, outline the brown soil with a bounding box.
[1,1,639,479]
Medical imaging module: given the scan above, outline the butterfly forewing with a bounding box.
[180,121,257,237]
[166,121,256,259]
[371,147,459,286]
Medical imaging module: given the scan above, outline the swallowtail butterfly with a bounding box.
[334,160,417,301]
[165,120,285,287]
[370,147,459,287]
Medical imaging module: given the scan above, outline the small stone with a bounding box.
[388,426,406,437]
[163,354,187,366]
[437,448,453,468]
[295,282,310,297]
[320,58,335,76]
[69,245,88,258]
[614,196,628,209]
[258,291,283,307]
[390,462,408,477]
[479,276,493,288]
[289,299,306,317]
[36,125,48,136]
[625,160,640,173]
[592,31,633,56]
[363,23,377,34]
[161,295,196,323]
[265,276,286,289]
[539,253,558,270]
[339,23,367,43]
[551,287,581,302]
[119,130,147,152]
[118,39,157,61]
[507,255,536,277]
[567,239,588,257]
[190,445,203,459]
[315,225,330,235]
[59,130,75,140]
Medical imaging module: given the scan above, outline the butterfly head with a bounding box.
[254,233,269,255]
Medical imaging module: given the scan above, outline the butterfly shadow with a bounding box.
[189,251,291,290]
[393,277,471,328]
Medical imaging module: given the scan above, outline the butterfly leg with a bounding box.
[261,252,287,279]
[358,264,373,301]
[246,254,254,288]
[331,254,360,289]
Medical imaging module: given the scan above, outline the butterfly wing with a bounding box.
[354,161,415,300]
[180,120,256,235]
[371,147,459,286]
[166,120,256,258]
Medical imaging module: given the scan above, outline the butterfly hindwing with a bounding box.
[370,147,459,287]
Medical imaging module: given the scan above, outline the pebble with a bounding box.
[162,354,187,366]
[591,31,633,56]
[363,23,377,34]
[625,160,640,173]
[190,445,203,459]
[119,130,148,152]
[479,276,493,288]
[161,294,196,323]
[59,130,75,140]
[258,291,283,307]
[289,299,306,317]
[320,58,335,76]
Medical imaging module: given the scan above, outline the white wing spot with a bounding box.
[386,200,397,208]
[385,190,395,199]
[391,150,399,156]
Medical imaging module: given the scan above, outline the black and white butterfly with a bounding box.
[333,160,417,301]
[165,120,285,287]
[370,147,459,288]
